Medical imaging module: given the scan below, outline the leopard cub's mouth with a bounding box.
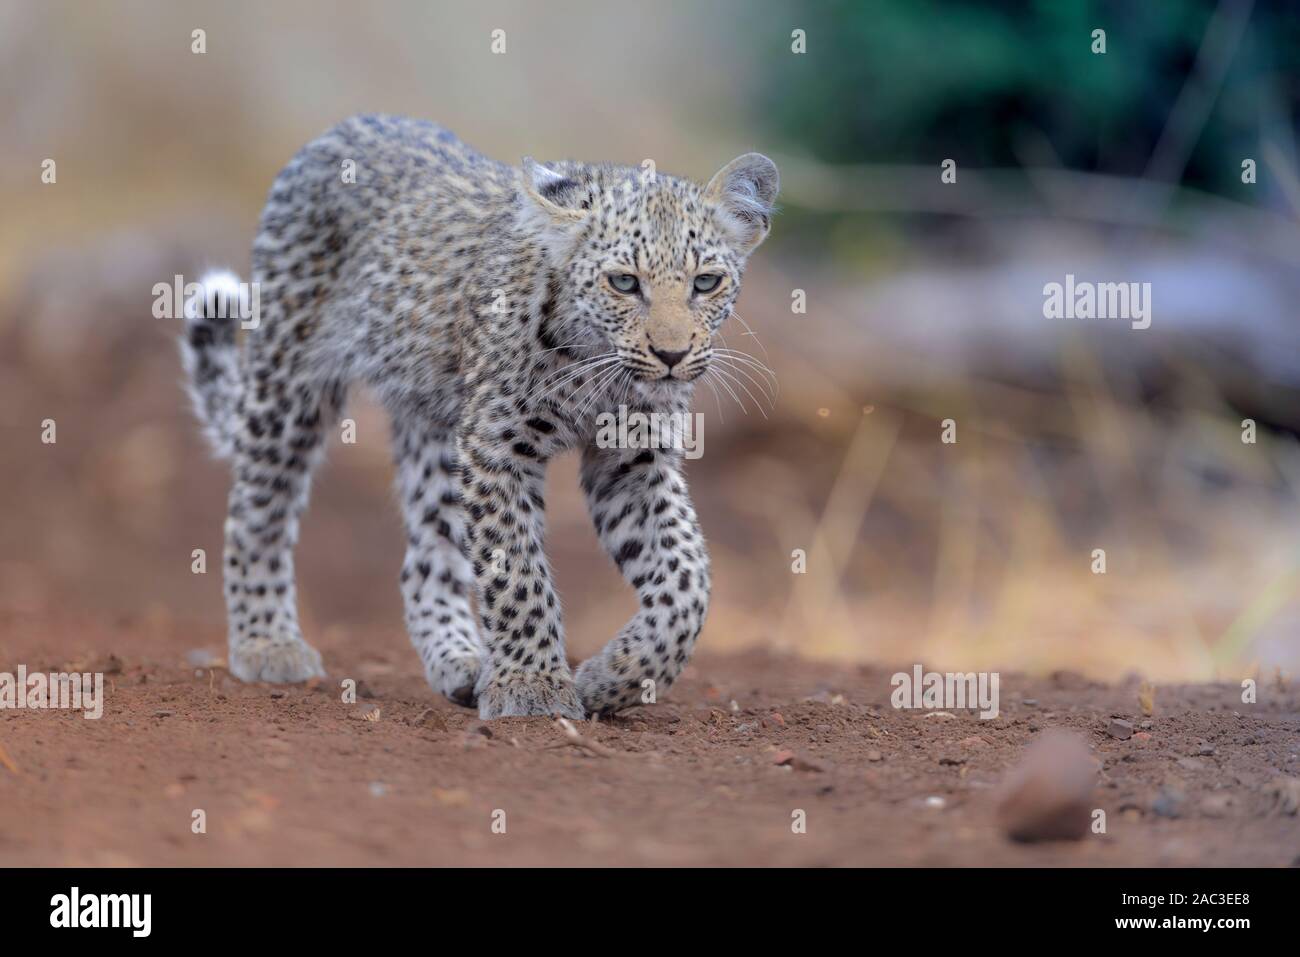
[618,354,708,384]
[627,372,696,407]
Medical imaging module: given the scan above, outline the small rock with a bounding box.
[939,755,966,766]
[1132,731,1152,744]
[772,750,826,773]
[1152,787,1185,819]
[1176,757,1205,773]
[924,795,946,809]
[1050,670,1092,691]
[432,787,470,807]
[414,709,448,732]
[1022,698,1039,708]
[959,736,989,749]
[1107,718,1134,740]
[1266,776,1300,815]
[153,709,174,718]
[1196,744,1216,756]
[866,750,883,762]
[996,729,1095,842]
[1200,793,1233,818]
[368,782,388,798]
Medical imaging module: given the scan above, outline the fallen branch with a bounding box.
[0,738,20,775]
[545,717,623,758]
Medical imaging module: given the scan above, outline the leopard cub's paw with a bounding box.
[575,655,646,716]
[424,647,484,709]
[228,636,325,684]
[476,670,585,720]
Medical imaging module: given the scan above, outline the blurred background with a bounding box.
[1,0,1297,682]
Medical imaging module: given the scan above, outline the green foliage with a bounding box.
[755,0,1296,195]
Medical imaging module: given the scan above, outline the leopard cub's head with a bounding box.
[518,151,778,397]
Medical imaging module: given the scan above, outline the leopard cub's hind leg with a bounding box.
[222,374,345,683]
[391,413,487,706]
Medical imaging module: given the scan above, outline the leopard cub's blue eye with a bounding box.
[693,274,722,293]
[608,273,639,294]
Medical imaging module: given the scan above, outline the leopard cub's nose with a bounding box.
[650,346,689,369]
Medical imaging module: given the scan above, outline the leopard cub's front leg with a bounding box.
[457,409,584,720]
[575,445,711,715]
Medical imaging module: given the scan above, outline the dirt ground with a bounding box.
[1,615,1296,867]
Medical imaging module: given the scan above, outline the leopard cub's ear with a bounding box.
[704,153,780,253]
[520,157,588,224]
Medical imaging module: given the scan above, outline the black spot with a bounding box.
[614,540,643,567]
[538,176,581,202]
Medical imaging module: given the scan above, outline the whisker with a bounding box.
[701,372,725,425]
[527,354,621,404]
[712,347,778,383]
[713,354,778,403]
[534,340,600,356]
[710,350,779,402]
[618,369,635,409]
[728,310,771,363]
[705,367,748,415]
[712,364,767,419]
[571,362,620,418]
[574,363,627,423]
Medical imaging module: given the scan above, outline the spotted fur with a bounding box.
[180,114,778,718]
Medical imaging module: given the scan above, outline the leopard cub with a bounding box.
[180,114,778,718]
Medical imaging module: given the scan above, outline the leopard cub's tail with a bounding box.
[179,270,245,460]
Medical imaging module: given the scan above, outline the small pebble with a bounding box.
[1152,787,1185,819]
[1107,718,1134,740]
[996,730,1095,842]
[1200,794,1233,818]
